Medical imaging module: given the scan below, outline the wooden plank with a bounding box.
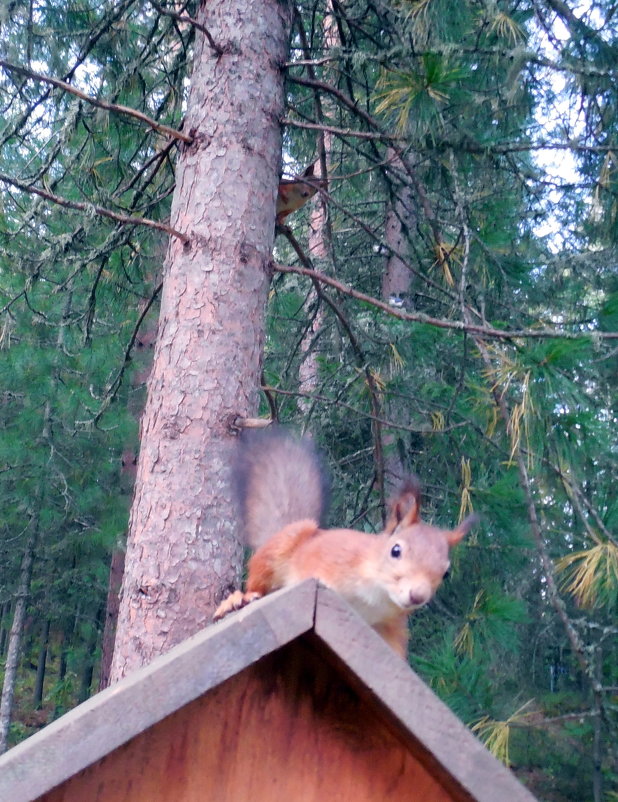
[0,580,318,802]
[313,584,538,802]
[39,640,456,802]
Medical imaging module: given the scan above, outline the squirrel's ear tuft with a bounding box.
[383,476,421,534]
[447,512,479,545]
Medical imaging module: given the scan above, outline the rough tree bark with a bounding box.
[109,0,292,681]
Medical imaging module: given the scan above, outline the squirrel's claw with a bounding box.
[213,590,263,621]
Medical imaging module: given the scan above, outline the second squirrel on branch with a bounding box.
[214,428,477,657]
[276,163,326,223]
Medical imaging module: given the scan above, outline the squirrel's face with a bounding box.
[380,527,453,611]
[379,511,478,611]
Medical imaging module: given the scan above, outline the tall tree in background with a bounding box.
[0,1,616,798]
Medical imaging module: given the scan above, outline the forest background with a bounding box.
[0,1,616,800]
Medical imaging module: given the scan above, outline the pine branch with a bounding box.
[0,171,190,245]
[0,59,192,144]
[282,117,400,140]
[260,385,457,434]
[273,263,618,341]
[148,1,223,55]
[287,47,618,80]
[438,138,616,155]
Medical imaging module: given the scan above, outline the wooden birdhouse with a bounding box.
[0,580,537,802]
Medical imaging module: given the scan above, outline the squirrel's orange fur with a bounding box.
[214,429,477,657]
[276,163,325,222]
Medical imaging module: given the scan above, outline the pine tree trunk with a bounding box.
[296,5,335,417]
[0,527,37,754]
[33,618,50,709]
[381,154,415,307]
[110,0,292,682]
[58,631,68,683]
[381,151,417,492]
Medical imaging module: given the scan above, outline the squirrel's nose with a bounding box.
[408,590,430,607]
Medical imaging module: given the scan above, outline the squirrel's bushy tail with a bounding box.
[234,427,330,549]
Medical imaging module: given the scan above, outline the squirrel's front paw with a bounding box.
[213,590,263,621]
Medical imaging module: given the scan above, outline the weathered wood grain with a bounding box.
[314,584,537,802]
[39,640,455,802]
[0,581,317,802]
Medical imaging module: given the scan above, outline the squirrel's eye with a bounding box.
[390,543,402,559]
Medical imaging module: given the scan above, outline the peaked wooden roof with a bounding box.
[0,579,537,802]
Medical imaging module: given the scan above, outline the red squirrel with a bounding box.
[276,163,325,223]
[214,429,477,657]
